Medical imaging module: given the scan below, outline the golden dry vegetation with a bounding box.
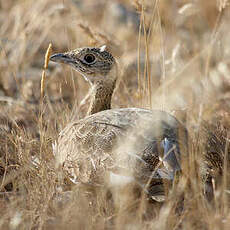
[0,0,230,229]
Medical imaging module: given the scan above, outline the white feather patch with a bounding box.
[99,45,107,52]
[109,172,134,187]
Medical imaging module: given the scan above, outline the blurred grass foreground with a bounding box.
[0,0,230,229]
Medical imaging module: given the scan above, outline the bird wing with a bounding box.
[54,108,187,188]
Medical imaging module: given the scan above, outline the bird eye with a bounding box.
[84,54,96,64]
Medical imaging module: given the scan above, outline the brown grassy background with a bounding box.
[0,0,230,229]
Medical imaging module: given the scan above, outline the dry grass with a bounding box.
[0,0,230,229]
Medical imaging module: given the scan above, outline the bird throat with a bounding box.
[87,78,116,116]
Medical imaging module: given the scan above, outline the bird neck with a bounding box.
[86,60,118,116]
[87,78,116,116]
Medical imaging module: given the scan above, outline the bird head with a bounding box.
[50,45,117,84]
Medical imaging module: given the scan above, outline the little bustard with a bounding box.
[50,46,188,200]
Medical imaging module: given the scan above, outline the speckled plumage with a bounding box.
[50,47,188,200]
[54,108,186,182]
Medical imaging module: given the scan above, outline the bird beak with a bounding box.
[50,53,75,65]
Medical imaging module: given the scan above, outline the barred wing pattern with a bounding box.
[54,108,187,197]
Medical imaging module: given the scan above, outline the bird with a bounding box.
[50,45,188,201]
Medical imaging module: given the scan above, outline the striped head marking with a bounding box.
[50,46,115,83]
